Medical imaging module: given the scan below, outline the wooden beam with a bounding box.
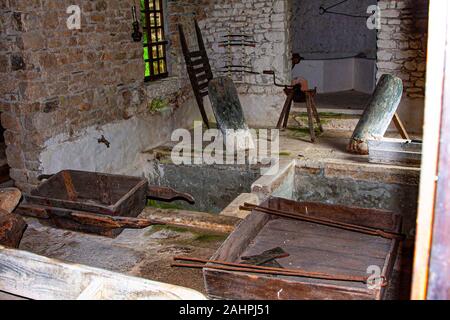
[0,188,22,213]
[426,0,450,300]
[0,246,206,300]
[15,204,165,237]
[0,188,26,248]
[0,209,27,248]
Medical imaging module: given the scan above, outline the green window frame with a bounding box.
[141,0,168,81]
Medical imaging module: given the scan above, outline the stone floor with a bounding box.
[277,128,421,164]
[19,209,239,295]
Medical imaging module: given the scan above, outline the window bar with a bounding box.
[159,0,166,74]
[144,0,152,80]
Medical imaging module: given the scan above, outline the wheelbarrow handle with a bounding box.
[147,186,195,204]
[37,174,54,181]
[263,70,292,88]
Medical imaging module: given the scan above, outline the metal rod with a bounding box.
[240,203,405,241]
[172,256,370,283]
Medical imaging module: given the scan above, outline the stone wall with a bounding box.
[199,0,291,127]
[1,0,293,190]
[0,0,209,191]
[0,0,429,191]
[377,0,429,132]
[292,0,377,59]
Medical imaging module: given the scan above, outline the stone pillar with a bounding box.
[347,74,403,154]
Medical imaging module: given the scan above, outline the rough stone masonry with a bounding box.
[0,0,210,191]
[377,0,428,131]
[0,0,291,191]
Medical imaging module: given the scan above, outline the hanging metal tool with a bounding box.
[218,33,257,77]
[319,0,370,19]
[131,5,143,42]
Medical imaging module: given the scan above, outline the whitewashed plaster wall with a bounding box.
[292,57,376,94]
[292,0,377,58]
[39,97,207,176]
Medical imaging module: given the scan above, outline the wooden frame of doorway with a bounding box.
[411,0,450,300]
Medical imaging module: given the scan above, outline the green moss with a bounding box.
[147,224,228,245]
[150,225,191,233]
[278,151,292,157]
[293,112,356,119]
[193,233,228,243]
[287,127,323,140]
[148,98,169,113]
[147,199,184,210]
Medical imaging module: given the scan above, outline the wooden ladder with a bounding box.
[178,20,214,129]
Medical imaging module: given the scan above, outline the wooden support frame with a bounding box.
[392,113,410,140]
[277,89,322,143]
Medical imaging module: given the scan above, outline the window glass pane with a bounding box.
[156,13,161,27]
[142,32,148,45]
[159,60,166,73]
[153,61,159,75]
[151,29,157,42]
[149,0,154,10]
[155,0,160,10]
[145,62,150,77]
[152,46,158,59]
[158,45,164,57]
[157,28,163,41]
[143,47,149,60]
[141,12,146,27]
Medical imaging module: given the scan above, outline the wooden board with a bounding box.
[204,197,402,300]
[0,245,206,300]
[368,139,422,167]
[0,210,27,248]
[25,170,148,217]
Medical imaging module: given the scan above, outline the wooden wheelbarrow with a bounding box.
[15,170,195,237]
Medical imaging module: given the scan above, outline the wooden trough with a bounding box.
[15,170,194,237]
[203,197,402,300]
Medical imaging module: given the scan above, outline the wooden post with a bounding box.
[411,0,449,300]
[347,74,403,154]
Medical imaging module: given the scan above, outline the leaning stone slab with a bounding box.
[208,77,255,151]
[348,74,403,155]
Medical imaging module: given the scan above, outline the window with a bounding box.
[141,0,168,81]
